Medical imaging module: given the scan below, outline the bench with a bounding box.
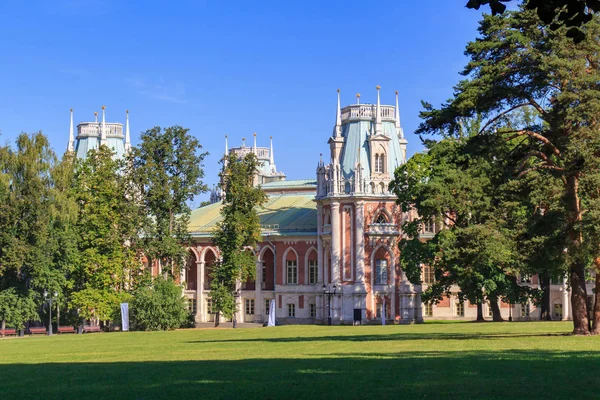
[0,329,17,337]
[57,326,76,334]
[83,325,102,333]
[29,327,47,335]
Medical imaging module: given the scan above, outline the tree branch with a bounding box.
[503,130,561,157]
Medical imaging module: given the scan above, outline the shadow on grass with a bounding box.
[1,350,599,399]
[186,331,568,344]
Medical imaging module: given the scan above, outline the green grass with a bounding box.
[1,321,599,399]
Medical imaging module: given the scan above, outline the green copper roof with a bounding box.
[261,179,317,189]
[188,193,317,237]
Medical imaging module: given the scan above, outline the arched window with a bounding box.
[375,153,385,173]
[375,259,388,285]
[344,182,351,194]
[375,213,388,224]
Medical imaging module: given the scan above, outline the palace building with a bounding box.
[68,92,580,324]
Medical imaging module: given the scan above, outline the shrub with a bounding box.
[131,277,189,331]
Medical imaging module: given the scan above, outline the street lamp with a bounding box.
[232,288,241,329]
[44,290,58,336]
[322,283,338,326]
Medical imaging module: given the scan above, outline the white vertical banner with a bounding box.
[268,299,276,327]
[121,303,129,331]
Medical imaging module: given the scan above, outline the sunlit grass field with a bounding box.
[1,321,599,399]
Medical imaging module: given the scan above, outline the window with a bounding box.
[265,299,271,315]
[424,220,435,233]
[245,299,255,315]
[309,303,316,318]
[262,263,267,283]
[375,213,388,224]
[375,259,388,285]
[553,303,563,319]
[308,260,318,284]
[456,301,465,317]
[186,298,196,314]
[324,211,331,226]
[423,265,434,284]
[287,260,297,284]
[206,298,213,315]
[424,303,433,317]
[288,303,295,317]
[375,154,385,173]
[521,303,530,318]
[488,303,493,317]
[520,274,532,284]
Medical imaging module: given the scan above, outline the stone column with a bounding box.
[331,202,341,284]
[255,259,262,322]
[196,261,204,323]
[317,204,324,284]
[562,277,569,320]
[355,201,366,289]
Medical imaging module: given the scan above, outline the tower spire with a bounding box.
[395,90,404,139]
[94,111,98,123]
[253,133,257,154]
[101,106,107,145]
[269,135,275,171]
[67,108,75,153]
[125,110,131,153]
[333,89,342,137]
[375,86,382,135]
[225,134,229,157]
[356,93,360,105]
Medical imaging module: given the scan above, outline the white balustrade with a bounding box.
[340,105,396,123]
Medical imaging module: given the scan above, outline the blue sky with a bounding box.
[0,0,492,205]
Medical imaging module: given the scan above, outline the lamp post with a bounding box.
[44,290,58,336]
[508,301,513,322]
[322,283,338,326]
[233,288,241,328]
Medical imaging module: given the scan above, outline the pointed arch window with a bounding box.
[375,213,388,224]
[375,153,385,173]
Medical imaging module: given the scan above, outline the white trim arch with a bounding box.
[370,243,396,320]
[258,244,275,262]
[373,207,393,224]
[200,246,219,263]
[304,246,318,285]
[281,246,299,285]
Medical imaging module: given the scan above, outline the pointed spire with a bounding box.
[333,89,342,137]
[253,133,257,154]
[67,108,75,152]
[375,86,382,135]
[242,137,246,147]
[395,90,404,139]
[101,106,107,145]
[94,111,98,123]
[356,93,360,105]
[269,136,275,165]
[125,110,131,153]
[224,135,229,156]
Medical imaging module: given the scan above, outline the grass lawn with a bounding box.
[1,321,599,399]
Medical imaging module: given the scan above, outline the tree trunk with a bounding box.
[476,301,485,322]
[490,299,504,322]
[214,312,220,327]
[540,275,553,321]
[592,259,600,335]
[1,319,5,330]
[566,175,590,335]
[57,302,60,327]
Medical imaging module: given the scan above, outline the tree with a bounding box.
[210,153,266,326]
[131,277,189,331]
[131,126,208,277]
[391,132,529,322]
[0,133,56,329]
[72,146,141,325]
[0,288,39,330]
[416,8,600,334]
[466,0,599,41]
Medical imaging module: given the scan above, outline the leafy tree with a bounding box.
[0,288,39,330]
[71,146,141,325]
[131,277,189,331]
[0,133,57,329]
[391,132,530,322]
[416,7,600,334]
[210,153,266,326]
[466,0,599,41]
[131,126,208,277]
